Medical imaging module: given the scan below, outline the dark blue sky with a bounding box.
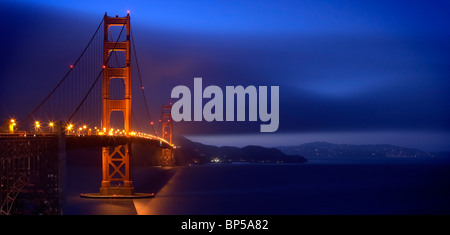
[1,0,449,151]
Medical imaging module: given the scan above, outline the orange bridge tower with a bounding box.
[161,104,174,166]
[100,12,133,196]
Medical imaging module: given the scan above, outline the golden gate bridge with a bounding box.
[1,13,175,214]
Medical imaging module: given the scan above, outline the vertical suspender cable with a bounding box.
[130,27,157,135]
[18,17,105,128]
[67,15,129,125]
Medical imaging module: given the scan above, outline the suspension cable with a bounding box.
[67,15,129,125]
[18,17,104,128]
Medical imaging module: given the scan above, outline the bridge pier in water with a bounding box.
[161,148,175,166]
[100,144,134,196]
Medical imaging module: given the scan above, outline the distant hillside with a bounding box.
[277,142,448,158]
[66,136,308,167]
[174,136,307,165]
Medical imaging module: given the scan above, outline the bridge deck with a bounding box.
[0,133,173,150]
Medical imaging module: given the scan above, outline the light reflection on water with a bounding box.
[66,158,450,215]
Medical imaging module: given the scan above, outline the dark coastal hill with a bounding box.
[66,136,307,166]
[173,136,307,165]
[277,142,449,158]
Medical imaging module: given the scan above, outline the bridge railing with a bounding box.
[0,131,174,148]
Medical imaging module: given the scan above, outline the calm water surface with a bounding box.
[66,158,450,215]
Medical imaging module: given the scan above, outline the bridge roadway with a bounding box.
[0,133,173,150]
